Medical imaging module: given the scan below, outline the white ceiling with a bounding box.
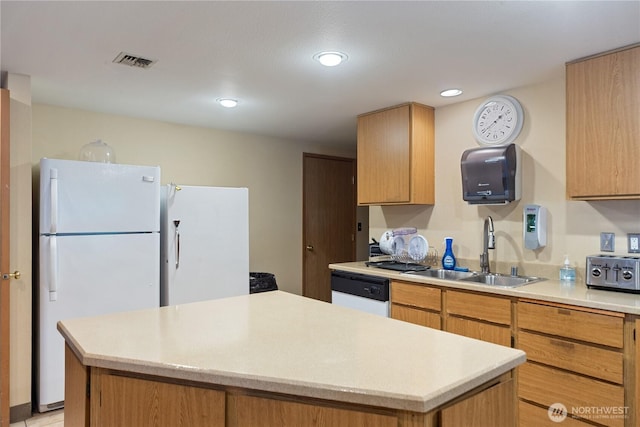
[2,1,639,147]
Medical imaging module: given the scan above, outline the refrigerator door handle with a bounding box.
[174,220,180,269]
[50,168,58,234]
[49,236,58,301]
[176,230,180,269]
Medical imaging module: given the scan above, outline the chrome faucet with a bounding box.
[480,216,495,273]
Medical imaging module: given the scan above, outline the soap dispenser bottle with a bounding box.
[559,255,576,282]
[442,237,457,270]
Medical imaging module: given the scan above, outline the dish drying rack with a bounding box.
[381,227,440,266]
[393,246,439,267]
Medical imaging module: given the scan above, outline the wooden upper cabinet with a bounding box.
[566,44,640,200]
[357,103,435,205]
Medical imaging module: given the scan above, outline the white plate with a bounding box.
[408,235,429,261]
[379,230,394,255]
[393,236,405,256]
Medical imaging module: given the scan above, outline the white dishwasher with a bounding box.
[330,271,390,317]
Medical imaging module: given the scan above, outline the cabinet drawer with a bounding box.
[391,281,441,311]
[518,302,623,348]
[391,304,441,329]
[519,400,592,427]
[518,363,624,427]
[446,316,511,347]
[518,331,623,384]
[446,291,511,325]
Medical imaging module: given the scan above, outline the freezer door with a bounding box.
[39,158,160,234]
[161,185,249,306]
[37,233,159,411]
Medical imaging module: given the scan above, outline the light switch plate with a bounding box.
[628,233,640,254]
[600,232,615,252]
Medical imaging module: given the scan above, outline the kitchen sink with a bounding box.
[459,273,546,288]
[404,269,546,288]
[405,269,479,280]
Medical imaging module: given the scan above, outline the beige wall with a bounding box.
[369,76,640,279]
[32,104,356,296]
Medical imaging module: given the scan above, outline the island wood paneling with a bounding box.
[227,394,398,427]
[92,371,225,427]
[441,378,514,427]
[64,345,89,427]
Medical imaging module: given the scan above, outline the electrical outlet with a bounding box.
[628,233,640,254]
[600,232,615,252]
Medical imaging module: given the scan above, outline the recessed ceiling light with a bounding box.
[217,98,238,108]
[440,89,463,97]
[313,51,348,67]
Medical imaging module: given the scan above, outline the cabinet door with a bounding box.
[357,104,412,204]
[446,291,511,325]
[518,330,623,384]
[391,281,441,311]
[391,304,441,329]
[357,103,434,205]
[566,45,640,199]
[93,372,225,427]
[519,401,592,427]
[517,301,624,348]
[446,316,511,347]
[518,363,624,427]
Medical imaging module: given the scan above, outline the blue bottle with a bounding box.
[442,237,456,270]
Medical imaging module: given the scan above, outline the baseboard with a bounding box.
[10,402,32,423]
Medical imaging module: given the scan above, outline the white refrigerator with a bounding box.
[37,158,161,412]
[160,185,249,306]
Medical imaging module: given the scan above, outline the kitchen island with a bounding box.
[58,291,525,427]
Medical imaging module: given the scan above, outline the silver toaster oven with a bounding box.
[586,255,640,293]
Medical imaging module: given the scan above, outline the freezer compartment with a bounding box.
[36,233,160,411]
[39,158,161,234]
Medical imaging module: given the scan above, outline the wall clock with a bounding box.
[472,95,524,146]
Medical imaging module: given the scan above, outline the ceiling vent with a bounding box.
[112,52,156,69]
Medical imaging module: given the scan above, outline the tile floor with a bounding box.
[10,409,63,427]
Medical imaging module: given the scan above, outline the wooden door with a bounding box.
[0,88,11,426]
[302,154,356,302]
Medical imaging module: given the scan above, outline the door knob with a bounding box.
[2,270,21,280]
[306,245,314,251]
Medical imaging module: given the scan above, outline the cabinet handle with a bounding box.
[549,339,574,350]
[557,308,572,316]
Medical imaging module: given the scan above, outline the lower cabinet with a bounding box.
[444,290,512,347]
[390,280,442,329]
[519,400,593,427]
[388,280,638,427]
[516,300,629,427]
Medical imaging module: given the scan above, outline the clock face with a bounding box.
[472,95,524,146]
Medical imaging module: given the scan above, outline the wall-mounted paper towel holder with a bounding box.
[460,143,521,205]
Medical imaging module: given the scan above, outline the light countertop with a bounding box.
[58,290,525,413]
[330,261,640,315]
